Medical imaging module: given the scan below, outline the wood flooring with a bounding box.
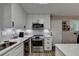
[31,51,55,56]
[25,47,55,56]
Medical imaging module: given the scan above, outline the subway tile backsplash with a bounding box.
[33,30,44,35]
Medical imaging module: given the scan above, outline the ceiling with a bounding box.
[20,3,79,16]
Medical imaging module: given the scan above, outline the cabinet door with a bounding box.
[3,52,10,56]
[3,4,12,28]
[51,20,62,44]
[3,43,24,56]
[55,47,65,56]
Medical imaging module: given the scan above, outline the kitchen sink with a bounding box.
[0,41,17,51]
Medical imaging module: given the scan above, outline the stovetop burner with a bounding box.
[32,35,44,41]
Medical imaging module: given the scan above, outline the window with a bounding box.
[70,20,79,31]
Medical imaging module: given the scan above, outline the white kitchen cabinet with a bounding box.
[55,47,65,56]
[12,4,27,29]
[0,5,4,30]
[26,14,50,29]
[51,19,62,44]
[3,4,12,29]
[0,4,11,30]
[44,37,52,51]
[2,4,27,29]
[3,43,24,56]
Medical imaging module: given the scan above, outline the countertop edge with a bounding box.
[55,44,79,56]
[0,35,33,56]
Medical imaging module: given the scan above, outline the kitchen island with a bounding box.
[0,35,33,56]
[55,44,79,56]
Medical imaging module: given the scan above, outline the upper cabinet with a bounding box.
[3,4,12,29]
[12,4,27,29]
[2,4,50,29]
[26,14,50,29]
[51,19,62,43]
[2,4,28,29]
[0,4,4,30]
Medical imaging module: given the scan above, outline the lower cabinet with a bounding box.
[44,37,52,51]
[55,47,65,56]
[3,43,24,56]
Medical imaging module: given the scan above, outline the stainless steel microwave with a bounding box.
[32,23,44,30]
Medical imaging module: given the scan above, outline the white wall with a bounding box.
[26,14,50,29]
[12,4,27,29]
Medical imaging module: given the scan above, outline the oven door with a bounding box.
[32,40,43,46]
[31,40,44,52]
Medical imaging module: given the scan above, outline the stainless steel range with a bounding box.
[32,35,44,52]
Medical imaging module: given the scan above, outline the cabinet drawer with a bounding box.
[44,43,52,51]
[44,38,52,43]
[44,40,52,43]
[44,41,52,45]
[44,43,52,47]
[44,46,52,50]
[45,38,52,41]
[44,41,52,44]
